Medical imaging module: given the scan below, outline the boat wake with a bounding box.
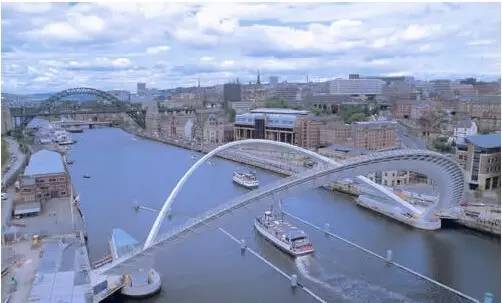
[295,255,415,303]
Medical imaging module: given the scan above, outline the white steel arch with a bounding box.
[144,139,425,249]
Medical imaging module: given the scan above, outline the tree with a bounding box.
[265,98,288,108]
[347,112,368,123]
[228,108,236,122]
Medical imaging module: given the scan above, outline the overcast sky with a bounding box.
[2,2,501,94]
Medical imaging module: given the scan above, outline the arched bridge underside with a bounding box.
[97,140,464,276]
[144,139,464,250]
[46,87,122,104]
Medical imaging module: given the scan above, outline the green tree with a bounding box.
[228,108,236,122]
[265,98,288,108]
[347,112,368,123]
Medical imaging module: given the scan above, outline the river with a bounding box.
[67,128,500,302]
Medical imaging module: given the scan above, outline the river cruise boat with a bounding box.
[58,139,76,145]
[254,211,314,256]
[232,171,259,189]
[67,126,84,133]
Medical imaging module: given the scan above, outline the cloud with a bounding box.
[467,39,494,46]
[65,57,133,71]
[24,14,106,42]
[1,2,500,93]
[146,45,171,54]
[5,3,53,14]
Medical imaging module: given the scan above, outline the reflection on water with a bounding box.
[69,128,499,302]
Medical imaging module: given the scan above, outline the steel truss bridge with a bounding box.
[8,87,147,128]
[94,139,464,277]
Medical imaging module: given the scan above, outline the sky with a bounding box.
[1,2,501,94]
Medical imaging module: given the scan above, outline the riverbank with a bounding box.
[66,127,500,301]
[124,128,361,193]
[124,127,500,235]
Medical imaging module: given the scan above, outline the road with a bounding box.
[396,122,427,150]
[1,137,26,188]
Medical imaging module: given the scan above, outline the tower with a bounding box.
[257,70,261,85]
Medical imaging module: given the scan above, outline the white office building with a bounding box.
[329,79,385,95]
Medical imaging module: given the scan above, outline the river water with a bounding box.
[68,128,500,302]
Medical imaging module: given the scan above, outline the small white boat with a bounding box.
[254,210,314,256]
[232,171,259,189]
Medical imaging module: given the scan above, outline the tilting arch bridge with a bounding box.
[96,139,464,275]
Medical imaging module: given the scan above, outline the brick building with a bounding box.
[17,150,70,208]
[320,120,398,151]
[294,116,322,150]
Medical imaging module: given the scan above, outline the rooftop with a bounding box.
[465,133,501,149]
[29,238,92,302]
[250,108,309,115]
[26,117,50,129]
[24,149,66,176]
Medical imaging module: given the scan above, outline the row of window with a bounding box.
[36,177,66,183]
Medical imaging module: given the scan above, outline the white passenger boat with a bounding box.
[254,210,314,256]
[232,171,259,189]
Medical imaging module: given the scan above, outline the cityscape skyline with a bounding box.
[2,2,501,94]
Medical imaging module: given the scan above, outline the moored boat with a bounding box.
[254,210,314,256]
[233,171,259,189]
[67,126,84,133]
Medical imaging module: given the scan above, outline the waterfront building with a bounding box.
[203,114,229,144]
[145,101,160,137]
[351,121,398,150]
[456,133,501,191]
[16,150,70,216]
[320,120,398,151]
[294,116,322,150]
[328,78,385,95]
[269,76,279,86]
[158,110,196,140]
[234,108,308,144]
[319,119,350,146]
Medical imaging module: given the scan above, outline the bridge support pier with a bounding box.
[120,268,162,299]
